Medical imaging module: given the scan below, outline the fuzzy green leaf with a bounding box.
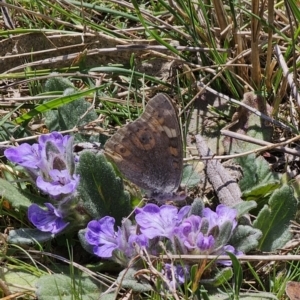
[36,274,101,300]
[233,200,257,217]
[253,184,297,251]
[236,154,280,199]
[0,121,31,142]
[229,225,262,253]
[44,77,99,143]
[78,229,95,255]
[44,76,75,91]
[15,87,100,124]
[214,220,234,249]
[1,268,39,293]
[181,164,201,187]
[190,198,205,216]
[116,268,152,292]
[237,154,280,200]
[0,178,32,210]
[200,267,233,287]
[76,151,131,225]
[8,228,53,245]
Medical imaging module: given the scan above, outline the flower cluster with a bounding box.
[85,203,242,286]
[5,132,80,234]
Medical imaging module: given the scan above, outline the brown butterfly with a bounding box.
[286,281,300,300]
[104,93,184,201]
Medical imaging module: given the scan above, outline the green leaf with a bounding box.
[78,229,94,255]
[0,178,32,210]
[190,198,205,216]
[36,274,101,300]
[0,121,31,142]
[233,200,257,217]
[8,228,53,245]
[15,87,100,124]
[214,220,234,250]
[242,181,281,200]
[1,268,39,293]
[200,267,233,287]
[229,225,262,253]
[44,77,99,143]
[116,268,152,292]
[253,184,297,251]
[44,75,75,91]
[89,66,170,87]
[223,93,273,154]
[181,164,201,187]
[76,151,131,225]
[227,252,242,296]
[236,154,280,199]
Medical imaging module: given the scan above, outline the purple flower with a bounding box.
[5,132,78,198]
[28,203,69,234]
[85,217,149,260]
[39,132,70,154]
[38,132,74,173]
[128,234,148,249]
[85,217,119,258]
[216,245,243,266]
[163,264,190,290]
[135,204,190,239]
[4,143,42,169]
[36,169,79,196]
[202,205,237,232]
[174,215,215,254]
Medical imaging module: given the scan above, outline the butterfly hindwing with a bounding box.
[104,93,183,200]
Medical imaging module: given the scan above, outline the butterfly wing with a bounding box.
[104,93,183,200]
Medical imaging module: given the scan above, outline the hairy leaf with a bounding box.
[230,225,262,253]
[76,151,131,225]
[116,268,152,292]
[254,184,296,251]
[8,228,53,245]
[0,178,32,210]
[236,154,280,199]
[36,274,101,300]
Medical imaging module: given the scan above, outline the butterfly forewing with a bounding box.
[104,93,183,200]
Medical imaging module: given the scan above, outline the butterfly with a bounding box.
[104,93,184,201]
[286,281,300,300]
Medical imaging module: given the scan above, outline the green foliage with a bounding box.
[236,154,280,201]
[76,151,131,224]
[237,154,297,251]
[0,121,31,142]
[1,268,40,293]
[77,229,94,255]
[7,228,53,245]
[229,225,262,253]
[227,252,242,297]
[254,184,297,251]
[0,178,32,210]
[190,197,205,216]
[181,164,201,187]
[214,220,235,250]
[115,268,152,292]
[199,267,233,287]
[44,77,99,143]
[15,86,101,124]
[233,200,257,218]
[36,274,101,300]
[44,76,75,91]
